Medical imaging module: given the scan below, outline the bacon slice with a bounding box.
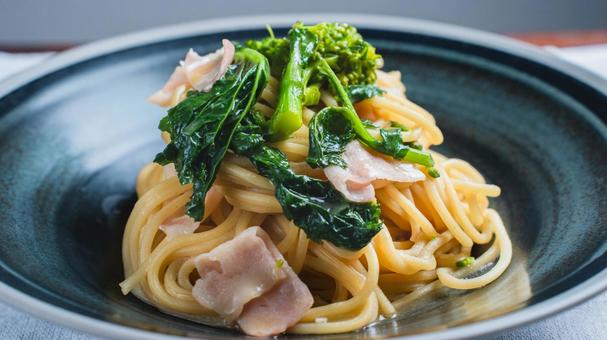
[159,215,199,237]
[147,66,187,107]
[324,140,425,202]
[185,39,235,92]
[191,227,313,336]
[148,39,235,107]
[238,269,313,336]
[192,227,286,321]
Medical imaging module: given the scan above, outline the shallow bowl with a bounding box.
[0,14,606,339]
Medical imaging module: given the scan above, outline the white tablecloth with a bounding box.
[0,44,606,339]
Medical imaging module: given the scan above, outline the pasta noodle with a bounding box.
[120,69,512,334]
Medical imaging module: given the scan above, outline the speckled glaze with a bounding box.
[0,15,605,340]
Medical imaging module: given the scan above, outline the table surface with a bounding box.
[0,31,606,340]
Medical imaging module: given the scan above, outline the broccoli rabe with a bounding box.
[311,57,438,174]
[248,22,436,174]
[246,22,381,86]
[250,22,382,140]
[307,22,381,86]
[245,35,289,77]
[267,26,318,141]
[153,21,435,251]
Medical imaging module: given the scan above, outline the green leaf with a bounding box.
[154,48,269,220]
[316,56,436,171]
[346,84,385,103]
[231,117,382,250]
[361,119,377,128]
[389,121,408,131]
[306,107,356,168]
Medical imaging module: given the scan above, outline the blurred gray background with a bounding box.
[0,0,606,46]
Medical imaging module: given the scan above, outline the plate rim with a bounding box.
[0,13,606,340]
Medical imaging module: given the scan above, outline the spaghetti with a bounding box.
[120,24,512,336]
[121,67,512,334]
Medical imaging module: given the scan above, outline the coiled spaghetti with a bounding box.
[120,70,512,334]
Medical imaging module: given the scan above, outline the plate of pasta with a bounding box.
[0,14,606,339]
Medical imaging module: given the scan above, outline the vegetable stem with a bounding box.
[315,57,436,171]
[401,147,435,167]
[268,27,318,141]
[303,85,321,106]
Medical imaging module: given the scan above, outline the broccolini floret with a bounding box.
[456,256,475,268]
[251,22,383,140]
[245,35,289,77]
[308,22,381,86]
[245,22,381,86]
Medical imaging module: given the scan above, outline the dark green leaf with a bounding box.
[346,84,385,103]
[390,121,408,131]
[306,107,356,168]
[232,118,382,250]
[154,48,269,220]
[317,56,436,170]
[361,119,377,128]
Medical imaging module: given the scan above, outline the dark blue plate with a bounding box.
[0,14,605,339]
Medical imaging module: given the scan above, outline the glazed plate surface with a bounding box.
[0,14,606,339]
